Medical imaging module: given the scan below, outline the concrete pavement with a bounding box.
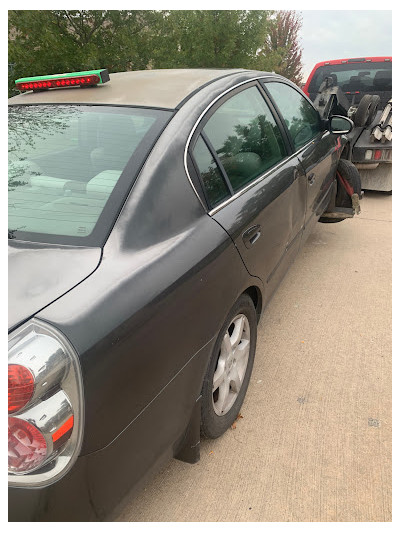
[115,191,392,522]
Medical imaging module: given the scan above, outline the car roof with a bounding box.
[8,68,252,109]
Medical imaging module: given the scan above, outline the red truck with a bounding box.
[303,57,392,192]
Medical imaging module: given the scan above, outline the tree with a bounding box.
[256,10,303,85]
[8,10,159,96]
[150,10,274,69]
[9,10,306,97]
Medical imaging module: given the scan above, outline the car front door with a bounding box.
[189,82,308,294]
[263,79,338,243]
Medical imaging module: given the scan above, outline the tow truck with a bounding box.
[303,57,392,192]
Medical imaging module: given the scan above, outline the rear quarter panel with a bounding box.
[37,103,262,455]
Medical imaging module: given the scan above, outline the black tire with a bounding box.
[319,159,362,224]
[200,294,257,439]
[335,159,362,208]
[353,95,373,127]
[366,95,380,126]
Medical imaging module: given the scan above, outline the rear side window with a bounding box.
[265,82,321,150]
[201,86,286,193]
[8,105,171,245]
[192,136,230,208]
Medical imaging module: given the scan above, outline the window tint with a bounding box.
[266,82,321,150]
[193,136,230,208]
[203,86,286,193]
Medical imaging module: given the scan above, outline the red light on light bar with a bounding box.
[374,150,382,160]
[16,74,100,91]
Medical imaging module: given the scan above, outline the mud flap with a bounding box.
[358,163,392,192]
[174,395,201,464]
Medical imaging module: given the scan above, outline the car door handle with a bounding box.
[242,225,261,248]
[307,173,315,185]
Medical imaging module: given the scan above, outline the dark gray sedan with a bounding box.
[8,68,356,521]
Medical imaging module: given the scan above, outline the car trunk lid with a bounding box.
[8,240,101,331]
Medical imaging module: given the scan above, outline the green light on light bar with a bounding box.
[16,69,109,84]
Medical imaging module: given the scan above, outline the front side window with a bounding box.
[202,86,286,193]
[8,105,171,245]
[266,82,321,151]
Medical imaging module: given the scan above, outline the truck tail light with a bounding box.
[8,364,34,414]
[8,320,84,487]
[374,150,382,160]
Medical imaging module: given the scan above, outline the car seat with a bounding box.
[341,76,361,93]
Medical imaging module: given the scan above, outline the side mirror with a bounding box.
[329,115,354,134]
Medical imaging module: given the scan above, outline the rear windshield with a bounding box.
[308,62,392,95]
[8,104,171,246]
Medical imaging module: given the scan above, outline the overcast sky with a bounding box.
[299,10,392,81]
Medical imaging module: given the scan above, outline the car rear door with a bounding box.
[262,79,338,242]
[189,81,307,291]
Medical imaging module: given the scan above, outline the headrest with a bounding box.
[86,170,122,199]
[330,74,337,85]
[221,152,262,177]
[373,70,391,90]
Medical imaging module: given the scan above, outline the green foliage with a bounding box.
[8,10,304,96]
[8,10,158,96]
[150,10,273,69]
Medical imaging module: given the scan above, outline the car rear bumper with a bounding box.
[9,336,214,521]
[8,455,97,521]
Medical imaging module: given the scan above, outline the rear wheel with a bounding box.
[200,294,257,439]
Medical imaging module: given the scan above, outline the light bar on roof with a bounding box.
[15,69,110,92]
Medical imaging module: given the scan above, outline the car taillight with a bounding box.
[8,418,47,473]
[8,319,84,487]
[8,364,34,414]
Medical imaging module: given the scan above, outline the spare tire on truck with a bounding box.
[353,94,373,127]
[367,95,380,126]
[319,159,362,223]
